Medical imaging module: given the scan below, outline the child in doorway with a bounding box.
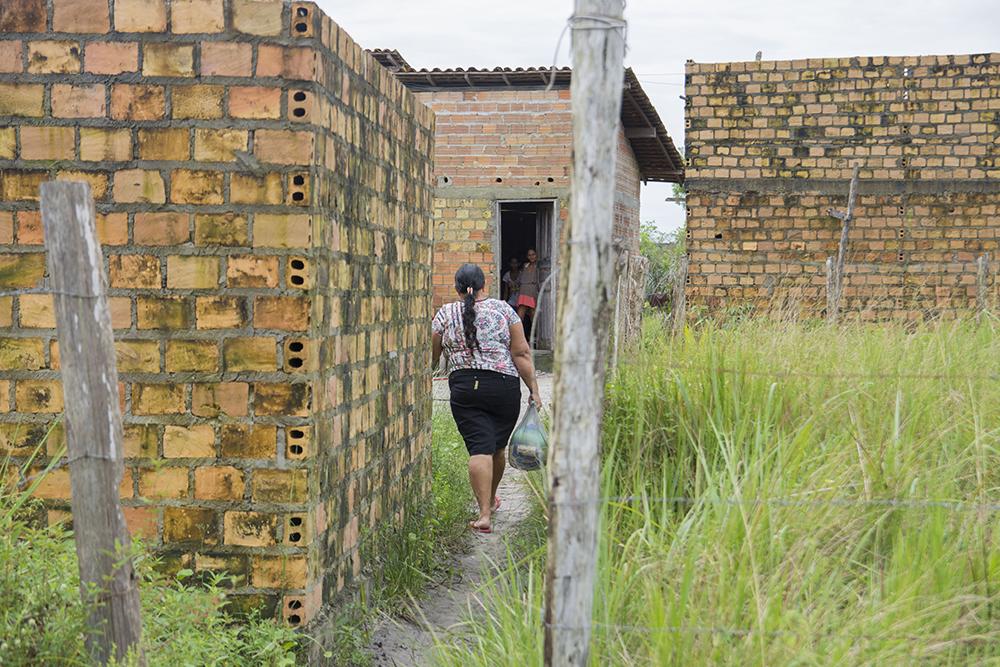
[516,249,540,323]
[502,256,521,308]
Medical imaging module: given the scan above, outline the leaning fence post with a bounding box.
[825,257,836,322]
[977,253,991,316]
[826,164,860,323]
[40,182,145,665]
[672,255,689,334]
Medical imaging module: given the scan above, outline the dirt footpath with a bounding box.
[369,372,553,667]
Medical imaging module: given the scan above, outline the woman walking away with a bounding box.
[516,249,540,323]
[432,264,542,533]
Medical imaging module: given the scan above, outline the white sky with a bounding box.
[317,0,999,235]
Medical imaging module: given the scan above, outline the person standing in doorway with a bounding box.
[516,249,540,323]
[432,264,541,533]
[502,256,521,307]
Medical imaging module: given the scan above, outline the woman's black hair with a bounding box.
[455,263,485,350]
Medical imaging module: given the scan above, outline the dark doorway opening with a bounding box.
[498,200,557,349]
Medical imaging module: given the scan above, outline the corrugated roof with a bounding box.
[367,53,683,183]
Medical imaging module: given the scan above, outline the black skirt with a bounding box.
[448,369,522,456]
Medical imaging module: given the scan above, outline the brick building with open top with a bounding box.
[370,50,685,347]
[0,0,435,637]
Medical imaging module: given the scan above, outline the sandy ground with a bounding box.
[368,372,553,667]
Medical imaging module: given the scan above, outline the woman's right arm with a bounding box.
[509,322,541,405]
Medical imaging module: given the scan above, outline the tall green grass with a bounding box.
[435,318,1000,666]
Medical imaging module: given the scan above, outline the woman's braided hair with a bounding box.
[454,263,485,351]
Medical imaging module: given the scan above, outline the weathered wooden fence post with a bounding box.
[977,253,990,316]
[672,255,689,334]
[544,1,626,665]
[826,164,861,323]
[40,182,145,665]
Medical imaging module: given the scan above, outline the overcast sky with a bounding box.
[317,0,998,235]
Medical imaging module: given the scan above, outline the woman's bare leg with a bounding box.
[469,454,493,530]
[491,449,506,507]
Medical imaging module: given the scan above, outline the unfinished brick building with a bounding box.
[685,52,1000,320]
[0,0,435,627]
[371,51,684,346]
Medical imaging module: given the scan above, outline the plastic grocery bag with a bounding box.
[508,401,548,471]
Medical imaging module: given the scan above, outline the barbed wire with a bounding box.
[549,494,1000,513]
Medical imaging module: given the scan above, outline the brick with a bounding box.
[0,338,46,370]
[15,380,63,413]
[18,295,54,329]
[96,213,128,246]
[0,84,44,117]
[113,170,165,204]
[164,507,216,545]
[0,0,46,32]
[0,254,46,288]
[14,211,42,245]
[1,170,46,201]
[0,41,22,73]
[109,296,132,329]
[231,173,283,205]
[232,0,283,36]
[115,0,167,32]
[20,126,75,161]
[142,43,195,77]
[252,555,308,588]
[123,507,159,540]
[170,170,224,205]
[172,85,225,119]
[173,0,225,33]
[0,128,15,158]
[165,340,218,372]
[254,297,310,331]
[132,383,185,415]
[54,0,110,32]
[256,45,314,80]
[223,337,276,372]
[200,42,252,77]
[195,466,245,501]
[51,84,105,118]
[109,254,160,289]
[254,130,312,164]
[137,128,189,161]
[137,296,190,329]
[167,255,219,289]
[0,213,11,244]
[85,42,138,74]
[139,467,189,499]
[194,213,248,246]
[55,171,108,200]
[115,340,159,372]
[219,424,274,459]
[111,84,165,121]
[194,129,248,162]
[224,511,277,547]
[254,383,310,416]
[164,424,215,458]
[195,553,249,586]
[33,469,71,500]
[253,214,311,248]
[124,424,158,458]
[253,469,308,503]
[27,41,81,74]
[195,296,246,329]
[193,383,249,417]
[134,212,190,245]
[80,128,131,162]
[229,86,282,119]
[227,255,280,288]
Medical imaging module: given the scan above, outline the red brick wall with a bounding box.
[614,125,642,254]
[685,53,1000,320]
[0,0,434,625]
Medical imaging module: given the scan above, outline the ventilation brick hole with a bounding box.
[293,108,306,118]
[898,252,905,262]
[286,427,309,460]
[686,229,692,240]
[443,176,450,184]
[289,444,304,455]
[289,357,304,368]
[495,177,503,183]
[289,341,304,352]
[289,532,302,543]
[290,516,303,527]
[290,275,305,286]
[292,191,305,201]
[902,125,911,135]
[288,173,308,206]
[714,232,723,239]
[685,276,692,285]
[293,175,306,186]
[287,257,308,288]
[898,206,905,215]
[898,228,905,238]
[288,615,302,626]
[296,6,309,17]
[288,599,303,609]
[900,158,908,168]
[547,177,554,183]
[534,181,541,186]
